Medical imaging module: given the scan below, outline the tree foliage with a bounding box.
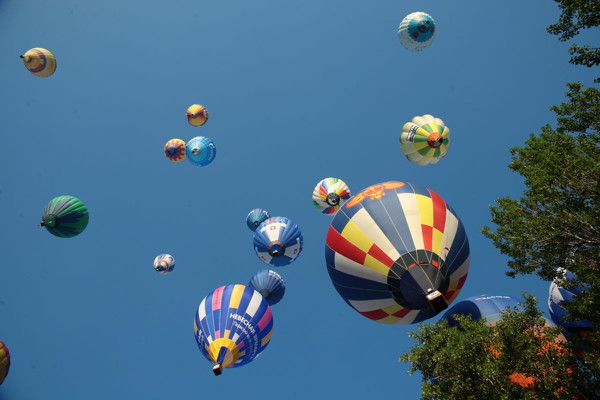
[481,83,599,326]
[547,0,600,67]
[399,296,598,399]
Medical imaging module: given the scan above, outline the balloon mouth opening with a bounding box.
[267,241,286,257]
[154,261,167,271]
[427,133,443,148]
[191,148,201,155]
[42,215,58,227]
[326,193,340,206]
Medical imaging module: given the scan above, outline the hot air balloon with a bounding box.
[246,208,270,232]
[254,217,303,267]
[549,269,592,335]
[312,178,351,215]
[325,181,470,325]
[193,284,274,375]
[400,114,450,166]
[20,47,56,77]
[397,12,436,51]
[249,269,285,306]
[0,341,9,385]
[164,139,186,162]
[441,295,524,327]
[153,254,175,274]
[40,195,89,238]
[186,104,209,126]
[186,136,216,166]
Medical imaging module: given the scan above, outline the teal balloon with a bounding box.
[186,136,216,166]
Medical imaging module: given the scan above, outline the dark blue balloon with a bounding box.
[249,269,286,306]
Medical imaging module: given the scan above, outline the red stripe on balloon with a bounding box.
[326,226,367,265]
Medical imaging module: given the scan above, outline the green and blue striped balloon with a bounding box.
[40,195,89,238]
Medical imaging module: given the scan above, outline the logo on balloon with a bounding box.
[345,182,405,208]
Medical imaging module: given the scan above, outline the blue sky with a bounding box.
[0,1,597,399]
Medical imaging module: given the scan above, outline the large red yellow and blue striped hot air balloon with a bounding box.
[20,47,57,77]
[0,341,10,385]
[400,114,450,166]
[193,284,274,376]
[325,181,470,325]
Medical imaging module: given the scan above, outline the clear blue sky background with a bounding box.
[0,1,597,399]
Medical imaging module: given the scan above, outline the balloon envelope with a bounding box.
[548,269,592,332]
[397,12,436,51]
[21,47,56,77]
[186,136,216,166]
[153,254,175,274]
[0,341,9,385]
[246,208,270,232]
[400,114,450,165]
[193,284,273,373]
[325,181,470,325]
[41,195,89,238]
[186,104,209,126]
[312,177,351,215]
[441,295,522,327]
[164,139,186,162]
[253,217,304,267]
[249,269,285,306]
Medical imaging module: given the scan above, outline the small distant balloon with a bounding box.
[400,114,450,165]
[154,254,175,274]
[164,139,186,162]
[249,269,286,306]
[20,47,57,77]
[253,217,303,267]
[246,208,270,231]
[40,195,89,238]
[312,178,351,215]
[187,104,209,127]
[0,341,9,385]
[398,12,436,51]
[186,136,216,166]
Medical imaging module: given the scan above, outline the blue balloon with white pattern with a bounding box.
[398,12,437,51]
[253,217,303,267]
[186,136,216,166]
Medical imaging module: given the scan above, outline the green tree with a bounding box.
[399,296,598,399]
[481,83,599,326]
[547,0,600,67]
